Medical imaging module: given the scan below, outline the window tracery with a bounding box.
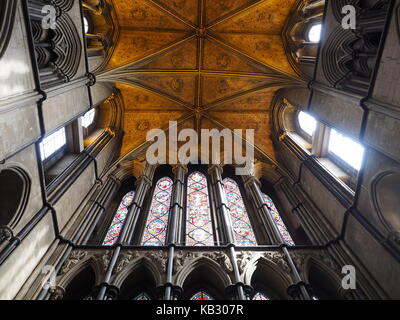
[223,178,257,246]
[141,177,173,246]
[102,191,135,246]
[185,172,214,246]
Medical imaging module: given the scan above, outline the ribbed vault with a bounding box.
[98,0,301,162]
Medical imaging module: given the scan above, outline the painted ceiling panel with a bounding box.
[213,33,296,75]
[155,0,200,25]
[209,0,296,34]
[201,76,277,106]
[128,37,199,70]
[202,38,273,74]
[117,83,188,111]
[204,0,258,26]
[131,74,198,105]
[107,30,192,69]
[113,0,191,30]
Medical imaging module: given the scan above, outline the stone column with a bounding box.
[243,175,282,244]
[167,164,187,245]
[208,165,246,300]
[164,164,187,300]
[121,162,156,244]
[208,165,234,244]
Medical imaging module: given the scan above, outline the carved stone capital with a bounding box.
[0,226,13,243]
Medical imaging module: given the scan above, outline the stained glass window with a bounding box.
[102,191,135,246]
[261,193,294,246]
[134,292,151,300]
[253,292,270,300]
[186,172,214,246]
[223,178,257,246]
[190,291,214,300]
[141,177,173,246]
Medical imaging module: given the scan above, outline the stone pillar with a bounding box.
[121,162,156,244]
[208,165,234,244]
[243,175,282,244]
[167,164,187,245]
[208,165,246,300]
[163,164,187,300]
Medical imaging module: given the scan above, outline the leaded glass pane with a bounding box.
[102,191,135,246]
[223,178,257,246]
[190,291,213,300]
[253,292,269,300]
[134,292,151,300]
[186,172,214,246]
[261,193,294,246]
[141,177,173,246]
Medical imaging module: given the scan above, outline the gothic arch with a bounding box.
[0,165,31,230]
[242,256,292,299]
[370,170,400,239]
[57,256,104,300]
[111,256,163,289]
[112,257,161,299]
[303,257,346,300]
[175,256,232,299]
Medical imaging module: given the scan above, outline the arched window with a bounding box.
[253,292,270,300]
[261,193,294,246]
[186,172,214,246]
[81,109,95,128]
[308,23,322,42]
[328,129,365,171]
[39,127,67,161]
[223,178,257,246]
[134,292,151,300]
[83,16,89,34]
[298,111,317,137]
[190,291,214,300]
[141,177,173,246]
[102,191,135,246]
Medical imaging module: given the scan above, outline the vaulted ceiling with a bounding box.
[98,0,300,162]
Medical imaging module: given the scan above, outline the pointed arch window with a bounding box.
[308,23,322,42]
[186,172,214,246]
[223,178,257,246]
[134,292,151,300]
[141,177,173,246]
[253,292,270,300]
[102,191,135,246]
[190,291,214,300]
[261,193,294,246]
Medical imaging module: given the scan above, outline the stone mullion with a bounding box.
[163,164,187,300]
[208,165,234,244]
[121,163,156,244]
[244,176,282,244]
[208,165,246,300]
[167,164,187,245]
